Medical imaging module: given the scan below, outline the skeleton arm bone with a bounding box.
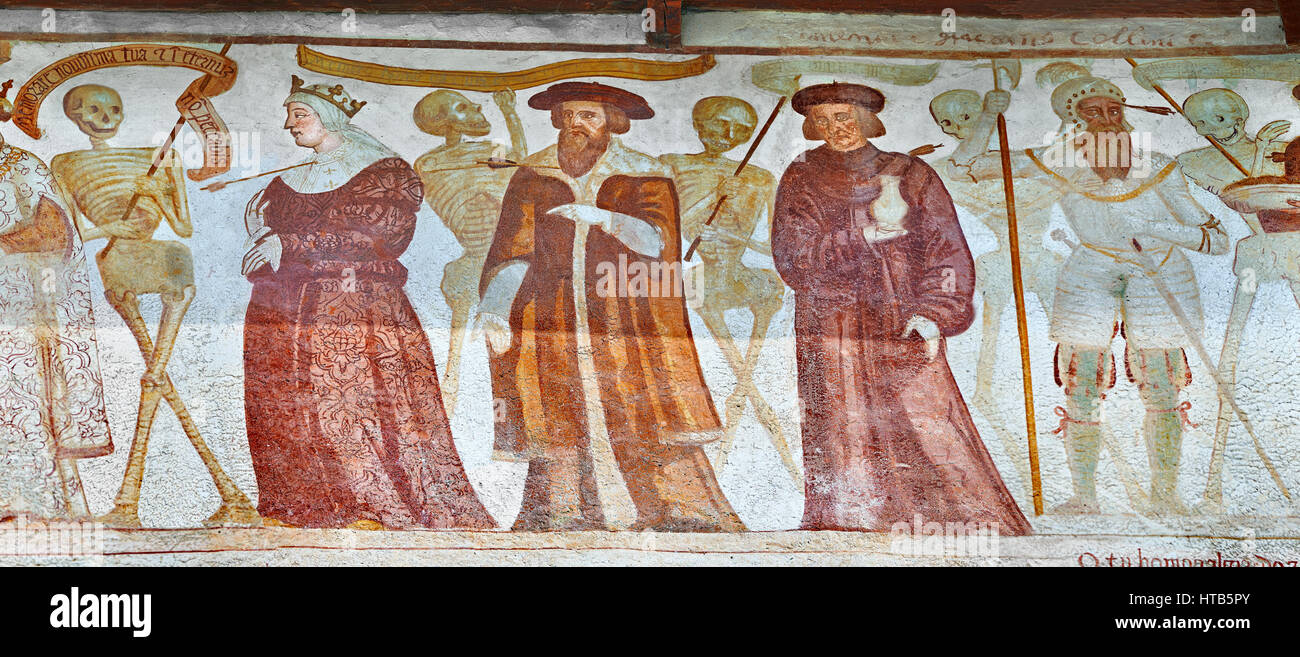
[494,90,528,160]
[946,108,1002,173]
[46,160,140,241]
[941,92,1041,182]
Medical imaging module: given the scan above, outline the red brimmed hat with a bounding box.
[528,81,654,119]
[791,82,885,115]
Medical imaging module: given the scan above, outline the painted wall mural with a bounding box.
[2,6,1300,566]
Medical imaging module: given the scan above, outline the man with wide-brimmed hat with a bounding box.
[956,66,1229,516]
[477,81,744,532]
[772,82,1032,534]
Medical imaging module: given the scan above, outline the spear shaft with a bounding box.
[684,96,785,262]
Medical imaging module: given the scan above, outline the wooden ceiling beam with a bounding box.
[4,0,1281,18]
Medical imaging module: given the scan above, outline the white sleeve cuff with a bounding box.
[479,261,528,318]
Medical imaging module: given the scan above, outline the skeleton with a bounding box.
[928,88,1063,501]
[50,84,258,527]
[954,67,1230,516]
[413,88,526,417]
[660,96,799,484]
[1175,88,1295,513]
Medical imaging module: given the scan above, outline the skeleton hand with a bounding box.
[133,174,169,199]
[699,224,745,248]
[493,88,516,111]
[477,312,513,355]
[716,176,748,200]
[550,203,614,232]
[983,90,1011,115]
[1256,120,1291,144]
[241,234,282,276]
[901,315,941,362]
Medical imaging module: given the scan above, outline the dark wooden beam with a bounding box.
[4,0,1281,18]
[1283,0,1300,47]
[645,0,682,48]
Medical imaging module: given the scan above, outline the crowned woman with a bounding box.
[240,76,495,530]
[0,80,113,522]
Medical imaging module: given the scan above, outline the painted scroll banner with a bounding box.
[750,59,939,96]
[297,44,716,91]
[1131,55,1300,89]
[12,44,237,180]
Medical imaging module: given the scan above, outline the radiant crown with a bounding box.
[289,75,367,118]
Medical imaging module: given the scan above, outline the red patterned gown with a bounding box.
[243,157,495,529]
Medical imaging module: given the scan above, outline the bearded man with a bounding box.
[772,82,1031,534]
[477,81,744,532]
[959,70,1229,515]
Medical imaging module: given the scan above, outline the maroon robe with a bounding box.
[481,164,744,532]
[773,143,1031,535]
[244,157,495,530]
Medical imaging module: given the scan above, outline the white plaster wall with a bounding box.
[2,35,1298,532]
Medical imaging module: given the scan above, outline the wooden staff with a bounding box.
[684,96,785,262]
[992,62,1043,515]
[1125,58,1249,177]
[111,43,233,234]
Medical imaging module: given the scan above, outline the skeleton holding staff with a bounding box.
[956,64,1229,515]
[928,82,1064,501]
[51,83,257,527]
[1172,86,1295,512]
[660,96,798,483]
[413,88,526,417]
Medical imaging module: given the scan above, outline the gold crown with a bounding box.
[289,75,367,118]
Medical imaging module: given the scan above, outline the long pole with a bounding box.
[1124,58,1249,177]
[1128,239,1290,501]
[109,43,232,241]
[683,96,785,262]
[993,65,1043,515]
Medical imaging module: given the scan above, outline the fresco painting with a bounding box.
[1,4,1300,566]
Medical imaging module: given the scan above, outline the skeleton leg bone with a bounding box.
[1200,276,1256,513]
[695,303,801,484]
[439,254,484,419]
[970,263,1034,501]
[98,288,258,527]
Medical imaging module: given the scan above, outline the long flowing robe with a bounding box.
[0,143,112,520]
[772,143,1031,535]
[243,157,495,529]
[481,139,744,532]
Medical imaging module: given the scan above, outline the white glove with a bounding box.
[550,203,615,232]
[477,312,513,355]
[901,315,941,362]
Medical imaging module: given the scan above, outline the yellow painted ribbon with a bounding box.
[297,45,715,91]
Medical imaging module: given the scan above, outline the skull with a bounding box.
[413,89,490,139]
[1184,88,1249,145]
[692,96,757,156]
[62,84,124,141]
[929,89,981,141]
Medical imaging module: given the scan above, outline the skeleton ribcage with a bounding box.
[419,164,512,257]
[56,149,165,231]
